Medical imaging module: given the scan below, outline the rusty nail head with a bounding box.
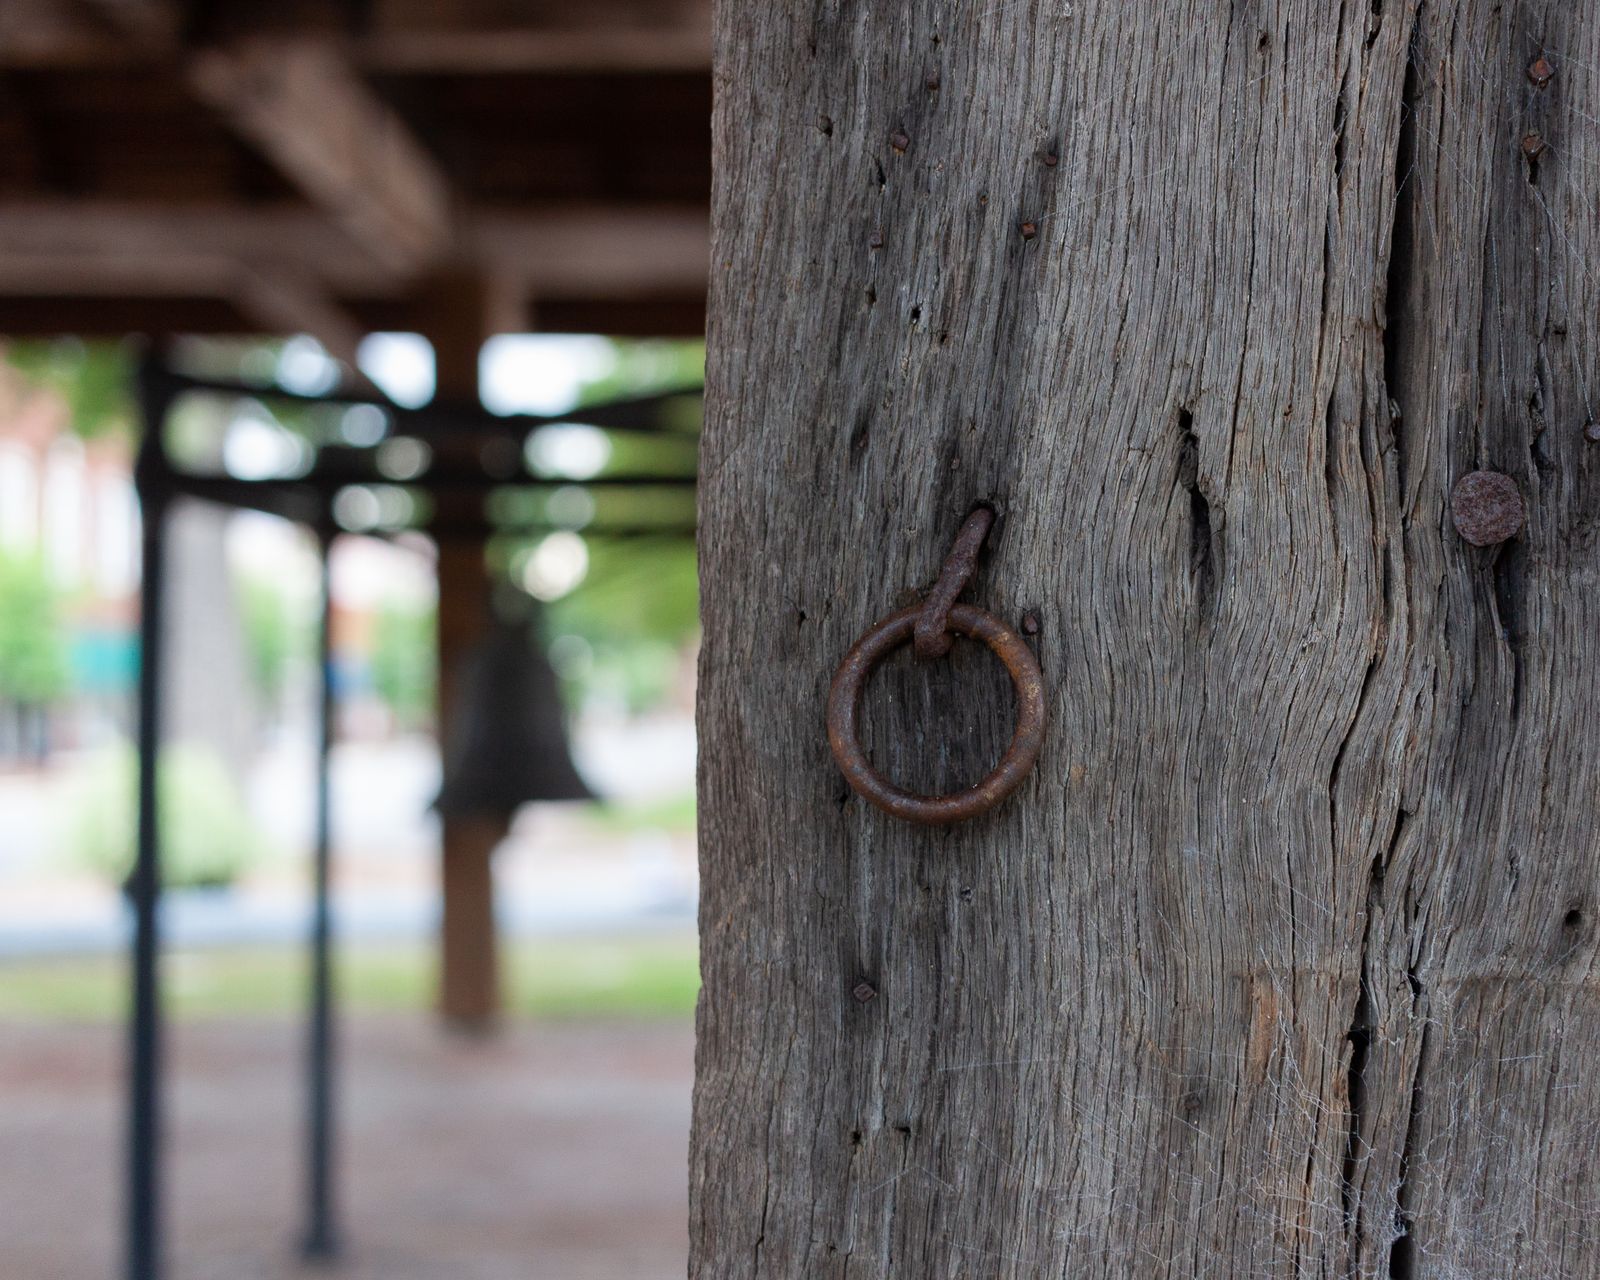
[1521,132,1548,158]
[890,130,910,152]
[1528,56,1554,88]
[868,229,885,249]
[1042,151,1059,167]
[926,74,941,91]
[852,980,878,1003]
[1020,221,1038,240]
[1451,470,1524,546]
[1022,611,1040,635]
[1585,421,1600,443]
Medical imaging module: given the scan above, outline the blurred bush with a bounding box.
[61,742,270,891]
[239,572,301,725]
[371,597,436,730]
[0,552,70,706]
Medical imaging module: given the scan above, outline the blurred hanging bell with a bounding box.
[434,606,595,817]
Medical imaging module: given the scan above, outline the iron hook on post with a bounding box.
[825,506,1046,825]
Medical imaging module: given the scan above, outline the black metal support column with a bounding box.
[127,479,167,1280]
[302,527,340,1261]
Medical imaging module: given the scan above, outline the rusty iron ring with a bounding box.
[826,602,1046,825]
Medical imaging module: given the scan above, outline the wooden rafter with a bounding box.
[230,264,370,372]
[0,0,712,71]
[0,2,711,342]
[74,0,177,44]
[0,202,710,297]
[0,0,127,64]
[188,38,453,275]
[360,0,710,72]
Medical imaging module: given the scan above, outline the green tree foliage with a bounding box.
[371,598,436,729]
[5,339,134,440]
[549,537,697,648]
[0,553,70,704]
[545,537,698,713]
[574,339,706,408]
[238,574,298,718]
[523,338,704,714]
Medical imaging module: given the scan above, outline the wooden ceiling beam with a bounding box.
[230,263,370,371]
[0,0,127,66]
[0,291,706,339]
[0,244,374,373]
[187,38,454,275]
[470,208,708,295]
[358,0,710,73]
[0,250,234,295]
[0,0,711,71]
[0,203,389,290]
[16,5,458,274]
[0,202,710,296]
[75,0,180,45]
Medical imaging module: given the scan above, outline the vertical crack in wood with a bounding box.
[1490,538,1526,720]
[1324,394,1341,514]
[1381,10,1423,513]
[1336,10,1429,1275]
[1528,375,1554,484]
[1388,1020,1433,1278]
[1342,807,1409,1265]
[1341,940,1375,1252]
[1331,69,1350,181]
[1176,407,1215,624]
[1382,14,1431,1270]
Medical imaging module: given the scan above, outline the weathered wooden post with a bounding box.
[427,272,504,1031]
[692,4,1600,1275]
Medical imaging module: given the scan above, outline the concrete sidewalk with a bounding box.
[1,1016,692,1279]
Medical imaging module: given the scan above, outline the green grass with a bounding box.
[0,934,700,1023]
[578,790,697,835]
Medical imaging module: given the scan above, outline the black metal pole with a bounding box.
[127,481,167,1280]
[302,527,340,1260]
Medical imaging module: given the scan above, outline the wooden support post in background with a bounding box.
[428,272,503,1032]
[434,539,501,1031]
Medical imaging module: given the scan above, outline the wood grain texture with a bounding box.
[692,2,1600,1275]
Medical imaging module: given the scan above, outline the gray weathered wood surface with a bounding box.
[692,2,1600,1275]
